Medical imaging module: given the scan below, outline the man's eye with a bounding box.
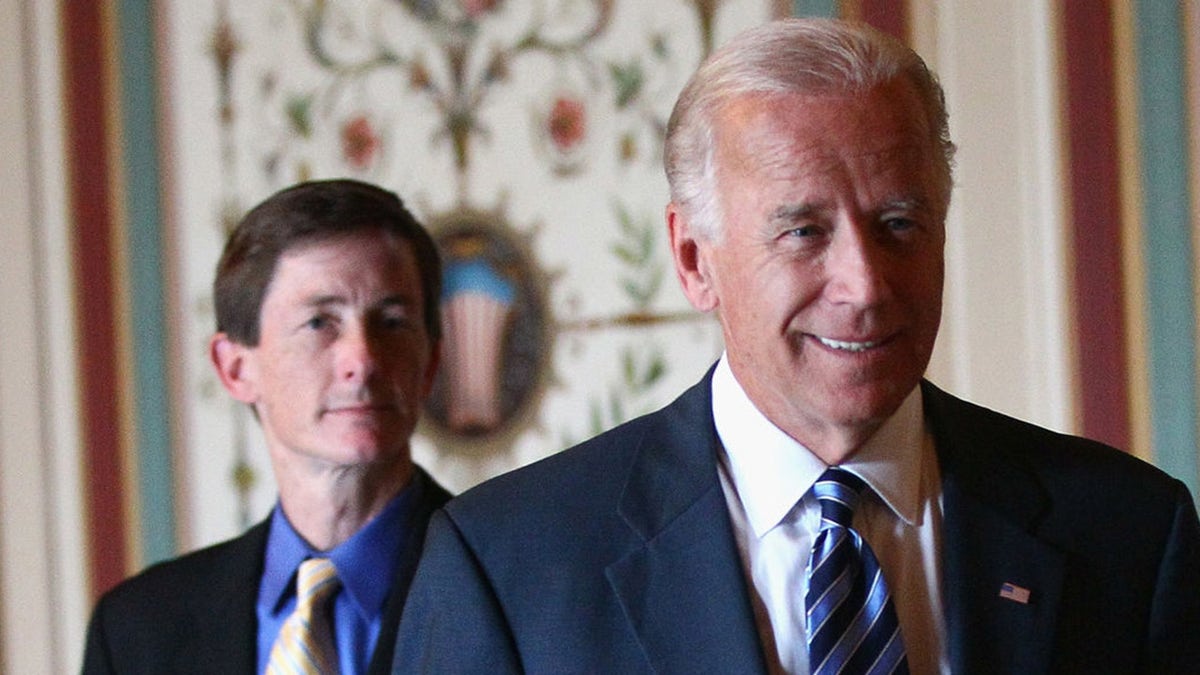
[787,224,822,238]
[377,309,416,331]
[304,315,329,330]
[884,217,917,233]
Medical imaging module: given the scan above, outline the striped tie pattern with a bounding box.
[266,557,341,675]
[805,468,909,675]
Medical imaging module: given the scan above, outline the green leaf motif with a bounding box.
[589,399,605,437]
[621,279,649,305]
[286,94,314,138]
[608,60,644,109]
[643,355,666,388]
[608,392,624,428]
[650,33,669,60]
[622,349,637,386]
[611,243,640,265]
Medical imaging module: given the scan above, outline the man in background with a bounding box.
[84,178,450,674]
[393,18,1200,674]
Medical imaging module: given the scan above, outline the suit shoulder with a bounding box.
[443,376,713,536]
[83,524,266,674]
[92,522,265,621]
[924,382,1191,508]
[448,412,652,517]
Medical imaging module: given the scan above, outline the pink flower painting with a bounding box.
[548,96,586,152]
[341,115,380,170]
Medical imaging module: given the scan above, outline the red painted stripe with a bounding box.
[859,0,908,42]
[1061,0,1131,450]
[63,1,129,597]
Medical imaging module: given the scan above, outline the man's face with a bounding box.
[218,230,438,475]
[675,80,945,455]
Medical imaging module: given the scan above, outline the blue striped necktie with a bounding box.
[805,468,909,675]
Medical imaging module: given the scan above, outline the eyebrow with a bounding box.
[300,294,351,309]
[770,202,822,221]
[770,196,930,221]
[300,293,413,309]
[878,197,927,212]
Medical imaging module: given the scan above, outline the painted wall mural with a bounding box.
[172,0,783,544]
[36,0,1200,628]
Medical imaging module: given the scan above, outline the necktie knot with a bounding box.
[297,557,339,606]
[806,467,909,674]
[813,467,867,529]
[266,558,341,675]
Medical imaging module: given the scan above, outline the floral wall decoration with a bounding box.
[174,0,781,539]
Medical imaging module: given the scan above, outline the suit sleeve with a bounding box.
[1146,482,1200,672]
[392,509,523,674]
[80,596,117,675]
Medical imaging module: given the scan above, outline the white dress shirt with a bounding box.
[712,357,951,675]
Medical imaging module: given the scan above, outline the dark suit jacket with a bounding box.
[394,374,1200,674]
[82,468,450,674]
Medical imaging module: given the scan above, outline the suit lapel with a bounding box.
[368,469,452,675]
[607,373,768,674]
[157,472,449,674]
[924,382,1065,674]
[604,375,1072,673]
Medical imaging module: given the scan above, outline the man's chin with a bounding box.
[816,380,914,424]
[326,433,408,465]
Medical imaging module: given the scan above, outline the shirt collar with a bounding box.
[260,472,425,620]
[712,355,926,538]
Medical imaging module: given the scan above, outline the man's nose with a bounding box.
[338,322,379,381]
[825,225,889,305]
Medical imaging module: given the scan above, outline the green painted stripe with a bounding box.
[1135,2,1199,495]
[793,0,837,18]
[118,0,177,564]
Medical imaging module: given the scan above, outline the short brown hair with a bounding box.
[213,179,443,345]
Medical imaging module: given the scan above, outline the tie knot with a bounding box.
[812,468,867,528]
[296,557,339,604]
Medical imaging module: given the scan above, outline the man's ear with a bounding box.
[209,333,259,405]
[667,202,719,312]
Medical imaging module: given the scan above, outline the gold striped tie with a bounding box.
[265,558,341,675]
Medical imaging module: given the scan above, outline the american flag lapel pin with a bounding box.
[998,582,1032,604]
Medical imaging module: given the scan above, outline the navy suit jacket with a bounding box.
[394,374,1200,674]
[82,468,450,675]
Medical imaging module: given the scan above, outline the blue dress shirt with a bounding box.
[256,475,424,674]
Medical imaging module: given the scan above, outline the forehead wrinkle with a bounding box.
[718,102,812,171]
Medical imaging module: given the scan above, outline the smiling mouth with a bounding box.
[815,336,882,352]
[326,403,395,415]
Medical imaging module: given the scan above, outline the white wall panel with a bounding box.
[0,0,87,671]
[921,0,1074,432]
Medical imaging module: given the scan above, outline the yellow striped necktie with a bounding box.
[265,557,341,675]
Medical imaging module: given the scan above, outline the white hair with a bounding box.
[664,18,956,239]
